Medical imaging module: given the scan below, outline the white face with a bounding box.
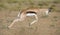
[45,10,49,15]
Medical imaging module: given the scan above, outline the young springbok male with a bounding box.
[8,7,52,28]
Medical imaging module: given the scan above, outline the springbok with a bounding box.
[8,7,52,28]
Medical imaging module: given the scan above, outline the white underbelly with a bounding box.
[26,13,35,16]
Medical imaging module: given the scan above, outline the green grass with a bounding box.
[0,0,59,11]
[0,0,60,35]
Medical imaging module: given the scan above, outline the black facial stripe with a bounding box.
[26,11,37,14]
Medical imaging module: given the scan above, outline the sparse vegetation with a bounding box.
[0,3,7,10]
[7,0,18,3]
[0,0,60,35]
[53,16,58,18]
[0,0,59,11]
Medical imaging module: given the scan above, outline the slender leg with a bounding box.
[30,14,38,25]
[8,12,21,28]
[8,19,21,28]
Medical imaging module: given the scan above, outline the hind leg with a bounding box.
[8,12,21,28]
[30,14,38,25]
[8,19,21,28]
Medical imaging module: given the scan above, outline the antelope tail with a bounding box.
[17,12,26,21]
[19,13,26,21]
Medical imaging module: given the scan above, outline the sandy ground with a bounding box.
[0,9,60,35]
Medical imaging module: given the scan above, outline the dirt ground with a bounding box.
[0,8,60,35]
[0,1,60,35]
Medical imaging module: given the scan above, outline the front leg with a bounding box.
[30,14,38,25]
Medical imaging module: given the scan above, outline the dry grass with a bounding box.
[0,0,60,35]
